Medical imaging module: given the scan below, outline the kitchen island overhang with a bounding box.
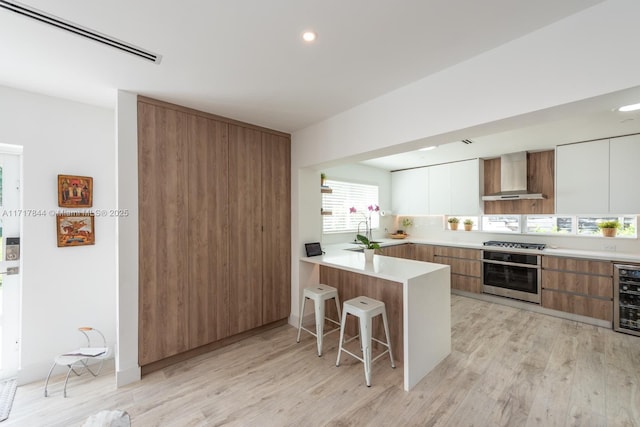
[300,248,451,391]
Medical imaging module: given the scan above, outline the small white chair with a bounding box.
[296,284,342,356]
[336,296,395,387]
[44,327,110,397]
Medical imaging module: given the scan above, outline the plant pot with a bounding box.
[364,248,375,262]
[464,224,472,231]
[601,228,617,237]
[449,223,458,231]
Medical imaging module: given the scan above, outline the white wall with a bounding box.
[115,91,140,386]
[0,85,116,385]
[290,0,640,324]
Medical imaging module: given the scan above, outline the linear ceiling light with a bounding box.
[0,0,162,64]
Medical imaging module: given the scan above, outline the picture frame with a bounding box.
[56,213,95,247]
[58,174,93,207]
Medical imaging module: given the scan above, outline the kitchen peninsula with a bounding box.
[300,244,451,391]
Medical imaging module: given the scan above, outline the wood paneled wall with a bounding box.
[483,150,555,214]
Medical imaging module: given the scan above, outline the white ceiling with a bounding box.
[0,0,606,135]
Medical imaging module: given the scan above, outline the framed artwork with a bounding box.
[56,213,95,247]
[58,175,93,207]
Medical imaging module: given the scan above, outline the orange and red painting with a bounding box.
[58,175,93,208]
[56,214,95,247]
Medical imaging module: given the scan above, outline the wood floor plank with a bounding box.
[6,294,640,427]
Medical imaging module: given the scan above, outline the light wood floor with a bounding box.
[7,295,640,426]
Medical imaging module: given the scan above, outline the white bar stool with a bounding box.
[296,284,342,356]
[336,296,395,387]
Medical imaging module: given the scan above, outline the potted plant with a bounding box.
[320,172,327,187]
[597,220,620,237]
[447,217,459,231]
[357,234,380,262]
[463,219,474,231]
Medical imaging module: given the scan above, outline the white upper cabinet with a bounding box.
[391,168,429,215]
[610,134,640,213]
[556,140,609,214]
[428,163,451,214]
[428,159,481,215]
[450,159,481,215]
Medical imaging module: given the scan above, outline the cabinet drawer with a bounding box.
[434,246,481,260]
[541,289,612,322]
[452,274,481,293]
[436,257,481,277]
[412,244,435,262]
[382,244,410,259]
[542,256,612,276]
[542,270,612,298]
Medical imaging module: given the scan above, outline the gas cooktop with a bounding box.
[483,241,546,250]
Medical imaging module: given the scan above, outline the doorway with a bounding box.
[0,151,22,380]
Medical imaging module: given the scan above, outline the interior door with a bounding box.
[0,152,22,379]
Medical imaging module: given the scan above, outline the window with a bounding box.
[577,216,637,237]
[481,215,521,233]
[526,216,574,234]
[322,180,379,234]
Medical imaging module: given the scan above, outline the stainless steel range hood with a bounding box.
[482,152,545,201]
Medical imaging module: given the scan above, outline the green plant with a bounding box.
[463,219,473,225]
[356,234,380,250]
[447,217,459,224]
[401,217,413,228]
[320,172,326,180]
[597,220,620,229]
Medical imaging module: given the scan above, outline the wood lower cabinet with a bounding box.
[382,243,411,259]
[541,256,613,322]
[412,244,434,263]
[433,246,481,293]
[138,97,290,368]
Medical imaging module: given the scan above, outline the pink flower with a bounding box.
[349,206,357,213]
[368,204,380,212]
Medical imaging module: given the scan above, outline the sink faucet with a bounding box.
[356,221,367,242]
[356,220,373,242]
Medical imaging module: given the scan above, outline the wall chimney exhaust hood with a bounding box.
[482,152,545,201]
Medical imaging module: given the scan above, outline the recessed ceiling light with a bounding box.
[418,146,437,152]
[618,102,640,112]
[302,31,317,42]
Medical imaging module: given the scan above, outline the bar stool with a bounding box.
[296,284,342,356]
[336,296,395,387]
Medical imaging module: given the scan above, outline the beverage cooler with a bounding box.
[614,264,640,337]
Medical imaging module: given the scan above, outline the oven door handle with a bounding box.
[483,259,540,269]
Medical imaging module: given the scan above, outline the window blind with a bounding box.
[322,179,379,234]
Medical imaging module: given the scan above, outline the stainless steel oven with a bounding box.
[482,247,542,304]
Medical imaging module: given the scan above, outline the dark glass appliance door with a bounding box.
[483,262,538,294]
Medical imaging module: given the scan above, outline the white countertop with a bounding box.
[301,244,448,283]
[328,237,640,263]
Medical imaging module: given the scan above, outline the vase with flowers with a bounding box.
[349,204,380,242]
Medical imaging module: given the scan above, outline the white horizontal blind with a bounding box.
[323,180,379,234]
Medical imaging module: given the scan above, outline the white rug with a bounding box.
[0,378,17,422]
[82,410,130,427]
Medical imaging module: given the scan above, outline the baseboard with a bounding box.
[116,365,141,387]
